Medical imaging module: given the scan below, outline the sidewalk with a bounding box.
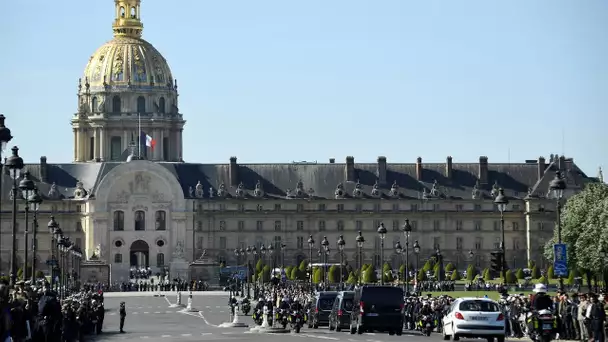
[104,291,228,298]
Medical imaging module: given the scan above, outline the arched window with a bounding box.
[113,211,124,231]
[112,95,121,113]
[158,97,165,113]
[130,7,136,18]
[110,136,122,161]
[137,96,146,113]
[157,253,165,267]
[135,210,146,231]
[155,211,166,230]
[120,6,125,18]
[91,97,98,112]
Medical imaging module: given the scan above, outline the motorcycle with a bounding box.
[418,315,433,337]
[242,302,251,315]
[276,309,289,329]
[289,310,303,333]
[529,309,555,342]
[252,308,263,325]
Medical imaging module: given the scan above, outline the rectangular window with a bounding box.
[374,203,380,212]
[237,204,244,212]
[196,221,203,231]
[512,238,520,250]
[433,203,440,211]
[296,221,304,231]
[411,204,418,212]
[76,205,82,212]
[274,204,281,211]
[456,237,463,250]
[356,221,363,230]
[474,221,482,231]
[75,238,82,248]
[512,204,520,211]
[455,204,463,212]
[410,220,418,231]
[297,236,304,249]
[110,136,122,161]
[89,136,94,160]
[392,203,399,212]
[196,237,204,249]
[219,237,227,249]
[433,237,440,249]
[475,237,482,250]
[274,220,282,231]
[337,204,344,212]
[474,204,482,211]
[318,221,326,231]
[337,221,344,231]
[512,222,520,231]
[355,204,362,212]
[238,221,245,231]
[76,221,83,232]
[219,221,226,231]
[296,204,304,212]
[493,238,500,250]
[256,204,264,211]
[493,221,500,231]
[114,253,122,263]
[433,220,441,231]
[455,220,463,231]
[317,204,326,211]
[256,221,263,231]
[163,137,169,161]
[538,222,544,231]
[392,220,399,231]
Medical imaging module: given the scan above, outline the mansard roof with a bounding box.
[1,155,596,201]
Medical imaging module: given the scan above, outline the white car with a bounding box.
[442,297,505,342]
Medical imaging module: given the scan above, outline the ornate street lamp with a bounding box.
[307,235,315,290]
[28,188,43,282]
[549,171,567,291]
[280,243,286,273]
[19,171,35,281]
[494,188,509,283]
[337,235,345,289]
[435,246,443,282]
[0,115,13,273]
[268,244,275,275]
[395,241,404,291]
[48,217,62,290]
[321,236,329,284]
[245,246,252,298]
[356,231,365,284]
[413,240,421,288]
[402,219,412,293]
[377,223,387,285]
[5,146,24,286]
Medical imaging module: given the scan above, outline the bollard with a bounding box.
[176,292,182,306]
[261,305,270,328]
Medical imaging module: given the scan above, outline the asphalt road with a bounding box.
[96,292,525,342]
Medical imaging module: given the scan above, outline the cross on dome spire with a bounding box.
[112,0,144,38]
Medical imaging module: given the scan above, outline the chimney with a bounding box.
[40,156,48,182]
[329,158,335,164]
[416,157,423,181]
[345,156,355,182]
[445,156,453,179]
[478,156,488,184]
[564,157,573,171]
[229,156,238,186]
[537,156,545,180]
[558,155,566,170]
[377,156,387,185]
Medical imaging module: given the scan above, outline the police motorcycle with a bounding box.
[275,308,289,329]
[252,308,263,325]
[524,308,556,342]
[288,309,304,333]
[241,299,251,315]
[418,314,434,337]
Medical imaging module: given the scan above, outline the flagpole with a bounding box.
[138,112,141,159]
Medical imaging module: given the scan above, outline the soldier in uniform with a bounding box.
[119,302,126,333]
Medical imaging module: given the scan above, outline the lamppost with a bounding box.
[47,217,62,290]
[435,246,443,282]
[19,171,35,280]
[268,244,275,278]
[402,219,412,294]
[28,188,42,282]
[356,231,365,285]
[0,115,13,270]
[377,223,387,285]
[5,146,24,286]
[494,188,509,284]
[413,240,421,288]
[251,246,258,296]
[395,241,404,291]
[548,171,566,291]
[337,235,345,290]
[245,246,252,298]
[280,243,286,274]
[321,236,329,284]
[260,244,267,282]
[307,235,315,290]
[70,245,82,290]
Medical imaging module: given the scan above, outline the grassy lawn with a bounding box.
[421,290,559,300]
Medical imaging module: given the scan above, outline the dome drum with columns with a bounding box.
[73,0,184,164]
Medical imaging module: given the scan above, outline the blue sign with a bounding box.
[553,243,568,277]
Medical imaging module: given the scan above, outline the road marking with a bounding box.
[215,306,221,308]
[299,334,340,340]
[165,311,173,313]
[154,311,161,314]
[367,333,376,335]
[219,311,225,313]
[181,333,192,337]
[198,311,220,328]
[201,333,212,336]
[206,306,211,308]
[140,337,149,339]
[161,335,171,338]
[164,296,173,306]
[108,313,116,316]
[143,312,149,314]
[133,312,139,314]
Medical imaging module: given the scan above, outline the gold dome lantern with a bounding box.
[83,0,174,90]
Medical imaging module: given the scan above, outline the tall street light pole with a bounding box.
[19,171,35,280]
[395,241,404,291]
[494,188,509,284]
[356,231,364,285]
[549,171,566,291]
[268,244,275,278]
[377,223,387,285]
[5,146,24,286]
[307,235,315,291]
[260,244,266,283]
[337,235,345,290]
[402,219,412,294]
[28,188,42,282]
[0,114,14,270]
[413,240,421,291]
[321,236,329,285]
[245,246,252,299]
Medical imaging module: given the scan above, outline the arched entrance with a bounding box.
[130,240,150,268]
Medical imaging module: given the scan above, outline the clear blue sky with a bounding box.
[1,0,606,176]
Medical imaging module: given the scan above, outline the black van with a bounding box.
[349,285,404,335]
[309,291,338,329]
[329,291,354,332]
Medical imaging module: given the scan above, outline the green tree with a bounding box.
[328,265,341,283]
[362,268,378,283]
[417,268,427,281]
[516,268,525,280]
[422,260,433,272]
[528,260,536,269]
[35,270,45,279]
[444,263,455,272]
[17,268,24,280]
[256,259,265,273]
[219,262,226,268]
[538,275,547,284]
[290,267,301,281]
[285,266,294,280]
[547,266,555,279]
[451,270,461,281]
[531,266,541,279]
[398,264,406,281]
[466,264,477,281]
[483,268,492,281]
[313,268,325,284]
[346,272,358,285]
[544,182,608,288]
[299,260,308,272]
[504,270,517,284]
[566,269,578,285]
[260,265,271,282]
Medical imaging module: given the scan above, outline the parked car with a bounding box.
[349,285,404,335]
[328,291,354,332]
[309,291,338,328]
[442,297,505,342]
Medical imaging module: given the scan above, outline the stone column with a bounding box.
[74,128,79,161]
[99,128,106,161]
[159,130,165,161]
[94,128,100,161]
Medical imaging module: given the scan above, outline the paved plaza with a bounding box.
[97,292,519,342]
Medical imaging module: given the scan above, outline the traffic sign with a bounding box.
[553,243,568,277]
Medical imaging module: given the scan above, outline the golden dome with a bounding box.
[83,37,173,90]
[82,0,174,90]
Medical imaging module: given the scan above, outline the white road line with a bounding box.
[133,312,139,314]
[299,334,340,340]
[198,311,220,328]
[367,332,376,335]
[219,311,225,313]
[140,337,149,339]
[154,311,161,314]
[143,312,149,314]
[164,296,172,306]
[215,306,221,308]
[181,333,192,337]
[206,306,211,308]
[161,335,171,338]
[108,313,116,316]
[165,311,173,313]
[201,332,212,336]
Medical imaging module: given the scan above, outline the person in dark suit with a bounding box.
[119,302,126,333]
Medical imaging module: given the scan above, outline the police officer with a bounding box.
[119,302,126,333]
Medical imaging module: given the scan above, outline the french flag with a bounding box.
[140,131,156,150]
